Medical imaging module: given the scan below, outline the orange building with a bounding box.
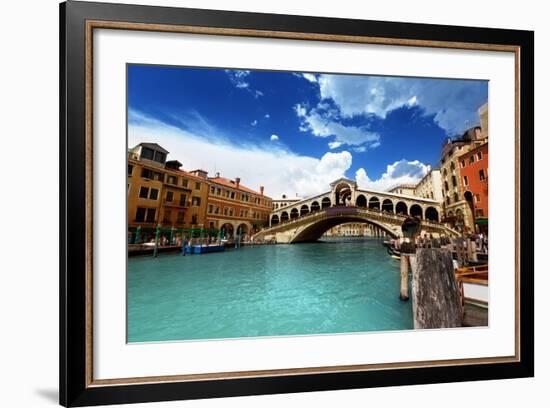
[458,142,488,233]
[205,174,272,238]
[127,143,209,237]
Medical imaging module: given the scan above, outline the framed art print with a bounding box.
[60,1,534,406]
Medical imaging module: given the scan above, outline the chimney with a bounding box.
[215,172,220,178]
[260,186,264,196]
[235,177,241,188]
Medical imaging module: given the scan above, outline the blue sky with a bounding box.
[128,65,487,198]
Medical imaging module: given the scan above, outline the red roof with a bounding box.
[208,177,265,196]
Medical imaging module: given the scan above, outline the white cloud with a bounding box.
[225,69,263,98]
[328,141,342,149]
[302,73,318,83]
[270,134,279,141]
[292,73,318,83]
[355,159,430,192]
[128,109,353,198]
[264,113,270,119]
[295,104,380,148]
[317,74,486,134]
[294,104,307,118]
[251,120,258,126]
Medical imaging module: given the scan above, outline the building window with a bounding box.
[166,191,173,202]
[167,175,177,185]
[141,168,152,179]
[192,197,201,206]
[195,182,201,190]
[460,160,465,168]
[446,197,450,205]
[214,207,220,215]
[179,194,187,206]
[451,176,457,187]
[182,179,189,188]
[153,151,166,164]
[463,176,468,186]
[216,188,221,195]
[210,186,215,194]
[135,207,146,222]
[475,208,484,217]
[231,192,235,199]
[229,209,234,216]
[477,151,483,161]
[191,214,198,225]
[139,186,149,198]
[176,211,184,223]
[469,155,475,164]
[475,194,481,202]
[145,208,156,223]
[479,169,486,181]
[141,147,154,160]
[149,188,158,200]
[454,193,459,203]
[128,164,133,176]
[224,207,228,216]
[163,209,172,223]
[208,205,213,213]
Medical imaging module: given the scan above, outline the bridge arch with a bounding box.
[334,181,354,206]
[395,201,408,215]
[410,204,423,219]
[321,197,331,209]
[290,208,299,219]
[300,204,310,216]
[382,199,394,213]
[368,196,380,210]
[425,206,439,222]
[356,194,367,208]
[280,211,289,222]
[270,214,280,226]
[290,215,398,243]
[310,201,320,212]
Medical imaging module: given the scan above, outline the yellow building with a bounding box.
[127,143,209,236]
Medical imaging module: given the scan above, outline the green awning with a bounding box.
[475,218,488,225]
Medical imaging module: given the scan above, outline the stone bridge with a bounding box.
[256,177,458,243]
[255,205,459,243]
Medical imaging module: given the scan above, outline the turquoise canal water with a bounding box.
[127,238,413,343]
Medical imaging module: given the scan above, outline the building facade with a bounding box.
[440,124,488,231]
[205,174,272,238]
[127,143,209,235]
[272,195,302,211]
[387,184,417,196]
[414,168,443,202]
[458,142,489,232]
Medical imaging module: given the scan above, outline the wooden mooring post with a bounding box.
[400,255,410,301]
[398,241,416,302]
[411,248,462,329]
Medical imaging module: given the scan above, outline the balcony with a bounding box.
[163,199,189,208]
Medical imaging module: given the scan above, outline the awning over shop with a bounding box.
[475,218,489,225]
